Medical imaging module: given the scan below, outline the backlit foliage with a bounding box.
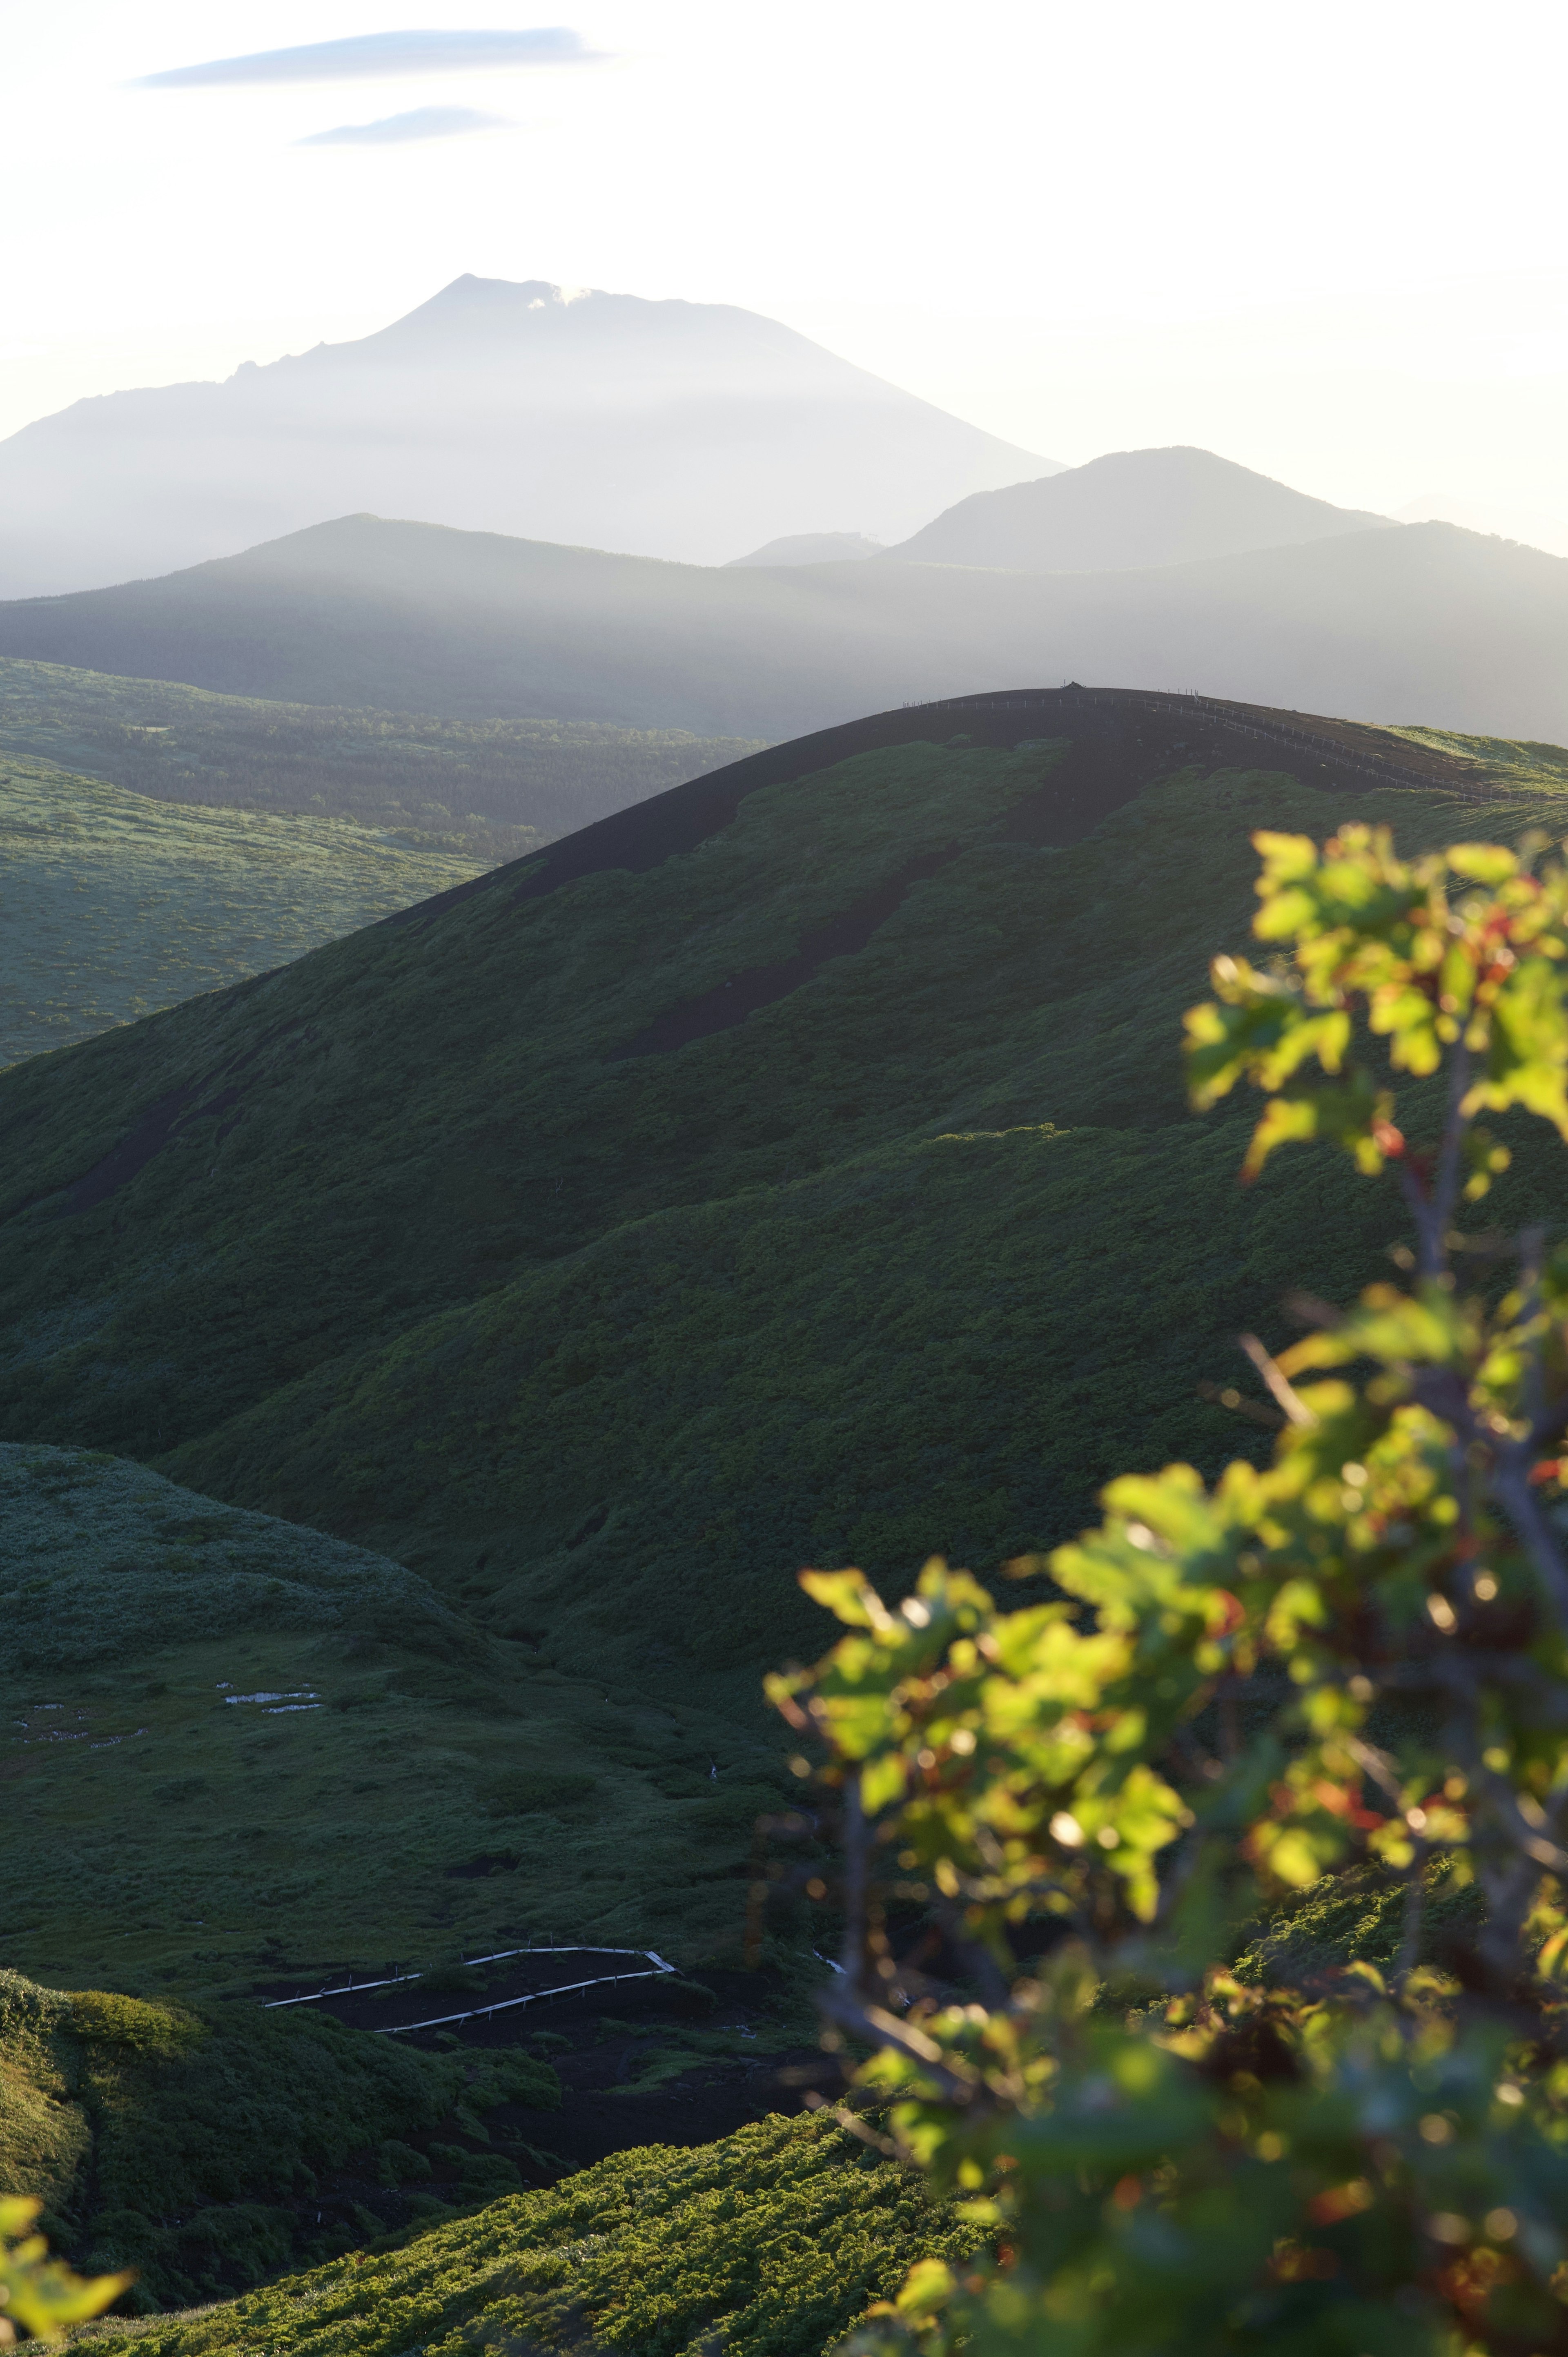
[0,2197,126,2341]
[774,823,1568,2354]
[56,2116,970,2357]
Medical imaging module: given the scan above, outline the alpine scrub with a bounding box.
[58,2115,975,2357]
[772,823,1568,2355]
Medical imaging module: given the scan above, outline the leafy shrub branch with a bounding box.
[0,2198,125,2341]
[771,822,1568,2354]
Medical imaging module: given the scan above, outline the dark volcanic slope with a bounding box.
[2,511,1568,741]
[0,689,1560,1722]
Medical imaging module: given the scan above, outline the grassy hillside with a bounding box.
[9,687,1566,2333]
[0,658,764,857]
[0,1449,859,2305]
[1,510,1567,740]
[6,692,1568,1992]
[0,1969,558,2306]
[0,1446,802,1993]
[0,760,490,1068]
[68,2113,973,2357]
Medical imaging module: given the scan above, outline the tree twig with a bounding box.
[1515,1224,1549,1433]
[1424,1041,1472,1278]
[1492,1458,1568,1637]
[1238,1334,1316,1427]
[840,1777,869,1990]
[817,1982,983,2107]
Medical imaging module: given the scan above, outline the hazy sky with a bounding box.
[5,0,1567,542]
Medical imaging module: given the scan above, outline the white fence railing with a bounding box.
[262,1942,676,2036]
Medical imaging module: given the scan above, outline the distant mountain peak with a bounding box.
[347,274,605,353]
[884,446,1394,575]
[0,278,1058,595]
[411,272,590,312]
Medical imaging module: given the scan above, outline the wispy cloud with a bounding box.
[138,29,598,90]
[297,105,514,146]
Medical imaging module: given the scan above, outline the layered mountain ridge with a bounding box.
[2,506,1566,742]
[0,275,1053,595]
[884,445,1395,571]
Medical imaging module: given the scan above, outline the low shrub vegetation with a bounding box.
[0,761,486,1069]
[19,713,1568,2351]
[0,658,762,857]
[0,1447,797,1992]
[0,1970,557,2309]
[8,722,1568,1990]
[69,2114,973,2357]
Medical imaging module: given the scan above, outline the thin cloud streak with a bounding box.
[297,106,514,146]
[138,29,598,89]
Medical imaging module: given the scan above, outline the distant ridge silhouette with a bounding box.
[2,509,1565,743]
[0,276,1056,597]
[885,447,1394,572]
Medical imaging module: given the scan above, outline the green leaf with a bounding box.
[798,1567,894,1631]
[1448,843,1520,884]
